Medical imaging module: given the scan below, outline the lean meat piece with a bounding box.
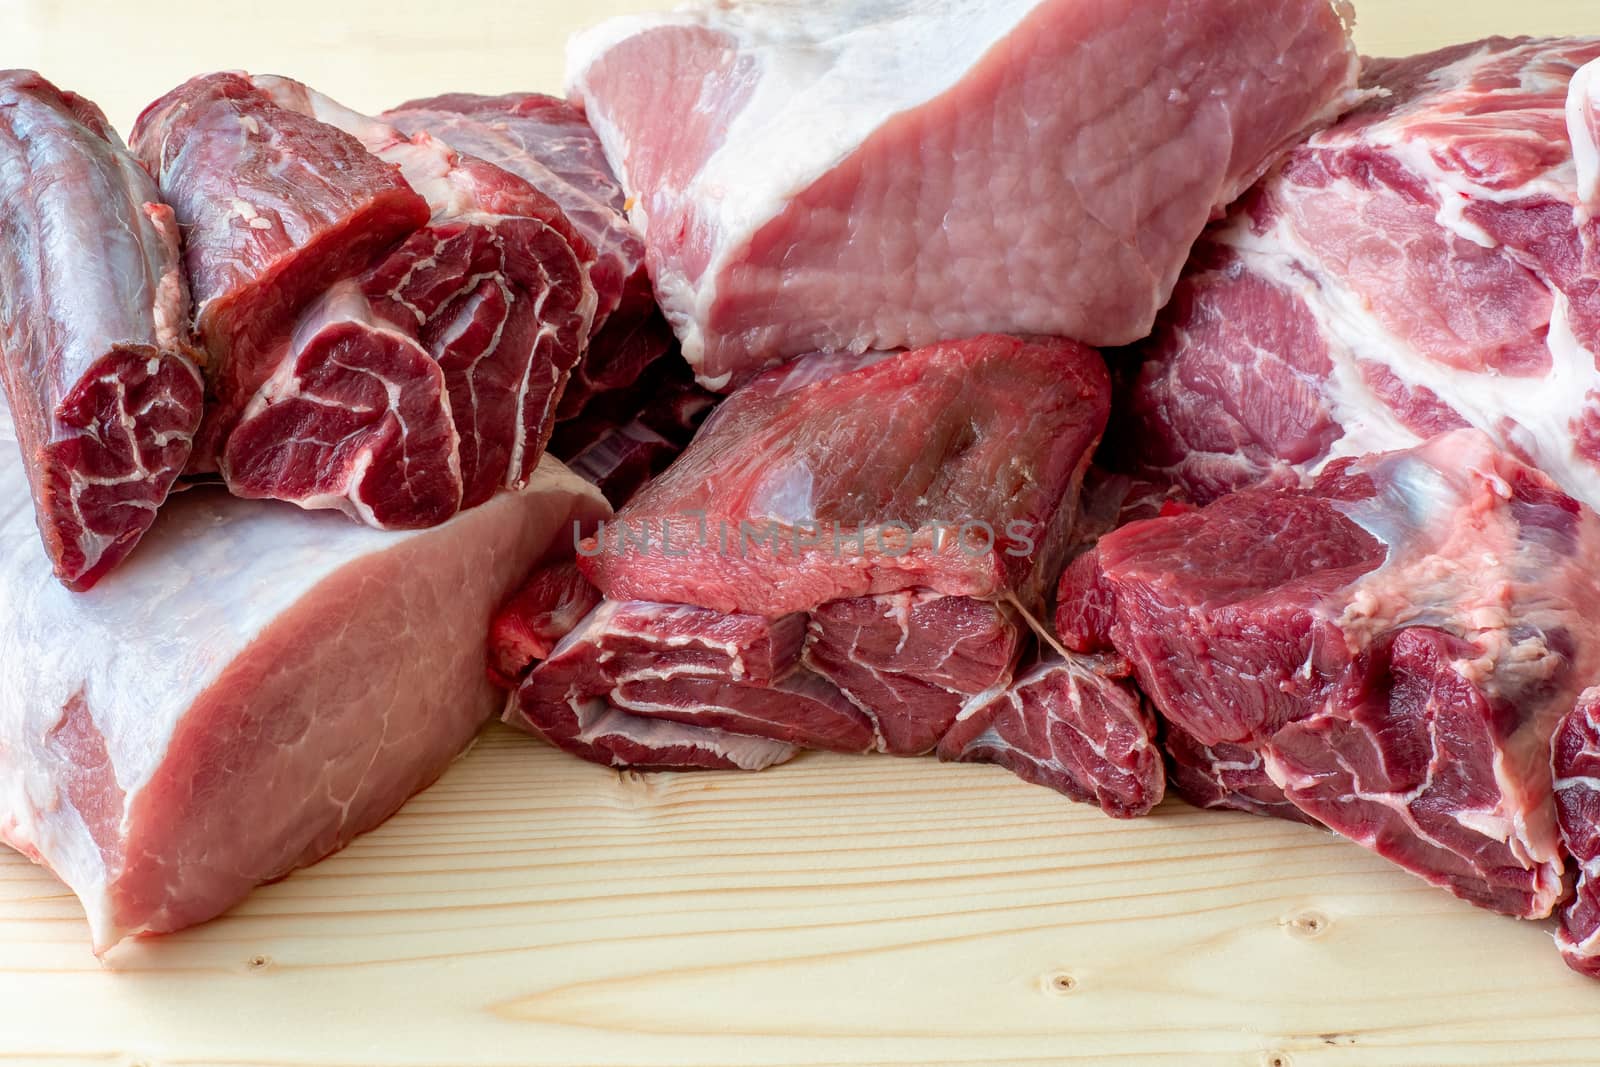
[1060,430,1600,918]
[577,335,1111,616]
[384,92,672,415]
[209,76,597,527]
[0,390,607,952]
[567,0,1363,387]
[130,74,429,451]
[508,599,874,756]
[939,650,1162,819]
[0,71,204,591]
[488,559,604,688]
[1555,688,1600,975]
[803,592,1022,755]
[1123,37,1600,510]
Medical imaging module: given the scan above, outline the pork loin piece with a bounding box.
[0,388,606,952]
[567,0,1363,388]
[385,91,671,414]
[508,599,874,757]
[1555,688,1600,975]
[194,76,597,527]
[1122,37,1600,510]
[939,650,1162,819]
[578,335,1110,615]
[0,72,204,591]
[1060,430,1600,918]
[130,73,430,452]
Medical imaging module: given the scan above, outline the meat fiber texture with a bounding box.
[384,92,714,506]
[131,73,596,528]
[0,387,608,953]
[567,0,1365,389]
[502,334,1156,813]
[384,92,676,418]
[0,71,204,591]
[1060,430,1600,919]
[1555,687,1600,975]
[1122,36,1600,510]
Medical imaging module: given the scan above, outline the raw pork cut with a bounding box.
[1122,37,1600,509]
[1060,430,1600,917]
[576,335,1110,616]
[132,74,596,527]
[567,0,1364,387]
[0,71,204,591]
[0,388,606,952]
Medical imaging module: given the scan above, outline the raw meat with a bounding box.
[939,650,1162,819]
[1060,430,1600,917]
[133,74,596,528]
[0,71,204,591]
[1122,37,1600,509]
[1555,687,1600,975]
[509,599,873,754]
[385,92,700,505]
[567,0,1364,387]
[803,592,1022,755]
[0,388,607,952]
[384,92,672,413]
[576,335,1111,616]
[488,558,604,687]
[130,73,429,449]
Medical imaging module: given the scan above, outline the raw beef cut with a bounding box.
[385,91,704,506]
[567,0,1364,387]
[132,73,596,527]
[1060,430,1600,918]
[0,71,204,591]
[0,388,607,952]
[1555,687,1600,975]
[938,649,1162,819]
[384,91,672,414]
[489,559,604,688]
[130,74,429,450]
[576,335,1111,616]
[802,592,1022,755]
[1122,37,1600,509]
[507,599,873,758]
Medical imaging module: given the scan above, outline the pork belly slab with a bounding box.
[0,391,606,952]
[567,0,1364,387]
[0,71,203,591]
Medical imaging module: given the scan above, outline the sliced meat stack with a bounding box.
[131,73,595,527]
[0,387,607,952]
[384,92,711,504]
[567,0,1364,387]
[0,71,204,590]
[501,334,1163,815]
[1061,430,1600,918]
[1122,36,1600,508]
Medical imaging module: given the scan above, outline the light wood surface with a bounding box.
[3,1,1600,1065]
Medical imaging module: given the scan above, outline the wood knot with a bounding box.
[1284,909,1329,939]
[1262,1052,1293,1067]
[246,953,272,971]
[1044,971,1078,995]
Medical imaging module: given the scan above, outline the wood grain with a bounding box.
[3,0,1600,1064]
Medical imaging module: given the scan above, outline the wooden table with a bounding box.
[2,2,1598,1064]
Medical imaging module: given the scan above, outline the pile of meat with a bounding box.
[6,0,1600,986]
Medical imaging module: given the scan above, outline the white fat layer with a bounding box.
[568,0,1042,362]
[1572,58,1600,212]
